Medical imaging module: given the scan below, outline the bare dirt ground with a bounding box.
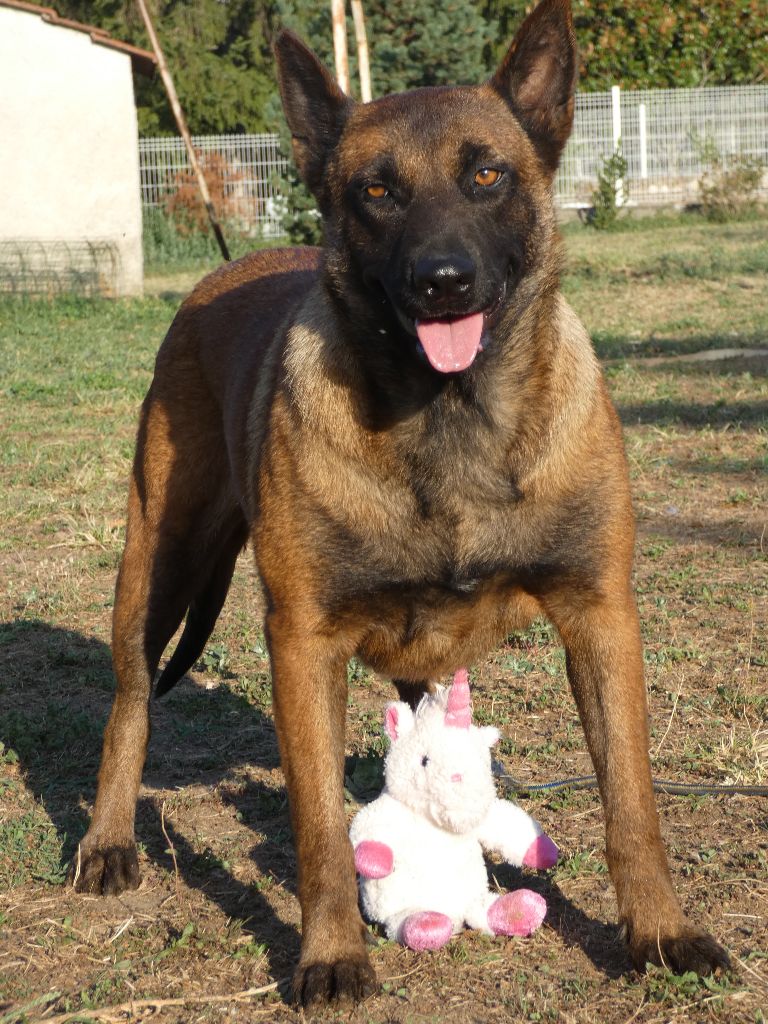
[1,217,766,1023]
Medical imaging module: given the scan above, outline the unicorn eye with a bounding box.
[421,755,429,767]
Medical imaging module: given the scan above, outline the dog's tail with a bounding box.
[155,521,249,697]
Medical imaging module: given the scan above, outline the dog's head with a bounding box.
[275,0,576,375]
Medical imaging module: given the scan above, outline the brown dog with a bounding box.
[71,0,728,1004]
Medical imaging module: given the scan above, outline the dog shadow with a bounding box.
[137,796,301,986]
[1,618,628,981]
[491,861,628,978]
[0,618,297,982]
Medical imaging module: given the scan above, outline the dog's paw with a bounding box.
[68,843,140,895]
[630,928,730,977]
[293,956,376,1007]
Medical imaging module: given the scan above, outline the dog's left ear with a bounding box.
[490,0,577,174]
[274,30,353,202]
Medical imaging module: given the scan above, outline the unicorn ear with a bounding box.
[445,669,472,729]
[384,702,415,742]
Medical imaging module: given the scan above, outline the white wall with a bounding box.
[0,7,144,295]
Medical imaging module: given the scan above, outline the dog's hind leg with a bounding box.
[71,386,243,895]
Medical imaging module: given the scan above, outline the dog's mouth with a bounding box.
[412,313,485,373]
[392,286,507,374]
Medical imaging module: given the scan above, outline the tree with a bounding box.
[573,1,767,89]
[274,0,493,101]
[356,0,494,95]
[52,1,768,137]
[484,2,768,90]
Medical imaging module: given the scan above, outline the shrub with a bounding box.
[143,207,226,265]
[586,145,629,230]
[161,153,250,236]
[142,208,256,268]
[276,167,323,246]
[696,136,765,222]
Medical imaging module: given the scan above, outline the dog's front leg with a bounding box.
[267,610,376,1006]
[546,585,729,975]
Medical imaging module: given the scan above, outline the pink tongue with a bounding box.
[415,313,484,373]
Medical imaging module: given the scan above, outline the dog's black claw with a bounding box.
[632,930,730,977]
[294,958,376,1006]
[68,844,140,896]
[294,963,331,1006]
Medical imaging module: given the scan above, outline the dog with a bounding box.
[71,0,729,1005]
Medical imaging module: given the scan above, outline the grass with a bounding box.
[0,212,766,1022]
[561,215,768,359]
[142,208,271,274]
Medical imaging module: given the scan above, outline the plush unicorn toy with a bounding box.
[349,670,559,951]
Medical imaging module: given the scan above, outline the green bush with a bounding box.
[143,208,224,265]
[695,135,765,222]
[142,208,256,268]
[276,168,323,247]
[586,145,629,230]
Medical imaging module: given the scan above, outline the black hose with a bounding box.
[499,773,768,797]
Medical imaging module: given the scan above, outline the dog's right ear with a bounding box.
[274,30,352,200]
[490,0,577,174]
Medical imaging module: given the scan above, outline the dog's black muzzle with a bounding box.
[411,254,476,314]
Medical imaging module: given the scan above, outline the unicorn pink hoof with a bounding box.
[522,833,559,869]
[401,911,454,951]
[487,889,546,937]
[354,840,394,879]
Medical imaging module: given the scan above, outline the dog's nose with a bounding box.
[413,255,476,305]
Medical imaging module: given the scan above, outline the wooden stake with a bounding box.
[135,0,231,261]
[351,0,372,102]
[331,0,350,94]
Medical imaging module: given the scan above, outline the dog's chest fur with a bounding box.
[274,295,602,630]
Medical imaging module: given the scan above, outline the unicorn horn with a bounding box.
[445,668,471,729]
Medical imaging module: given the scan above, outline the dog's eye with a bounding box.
[474,168,502,187]
[421,755,429,767]
[365,184,389,199]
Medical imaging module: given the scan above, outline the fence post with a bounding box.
[611,84,624,206]
[639,102,648,179]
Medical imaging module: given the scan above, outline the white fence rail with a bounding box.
[139,85,768,234]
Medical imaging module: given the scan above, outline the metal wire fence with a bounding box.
[138,85,768,234]
[139,133,287,237]
[558,84,768,207]
[0,239,120,296]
